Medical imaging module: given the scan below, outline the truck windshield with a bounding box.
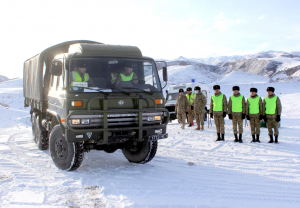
[69,58,162,93]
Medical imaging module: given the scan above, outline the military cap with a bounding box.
[213,85,220,90]
[194,86,201,91]
[77,61,88,68]
[266,87,275,92]
[232,86,240,91]
[186,87,192,91]
[250,88,257,93]
[125,61,134,67]
[179,88,184,93]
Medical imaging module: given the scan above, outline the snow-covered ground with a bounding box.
[1,77,300,207]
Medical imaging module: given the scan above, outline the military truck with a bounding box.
[23,40,169,171]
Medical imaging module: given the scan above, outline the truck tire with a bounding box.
[122,139,158,164]
[35,115,49,150]
[49,125,84,171]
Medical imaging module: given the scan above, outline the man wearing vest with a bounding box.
[115,61,138,87]
[186,87,194,127]
[175,88,189,129]
[193,86,207,130]
[228,86,246,143]
[246,88,263,143]
[209,85,228,141]
[71,61,94,89]
[263,87,282,143]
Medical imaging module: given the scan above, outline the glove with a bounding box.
[191,106,194,110]
[228,114,232,120]
[223,112,226,118]
[276,115,281,122]
[210,113,213,119]
[247,115,250,120]
[242,114,246,119]
[259,115,263,120]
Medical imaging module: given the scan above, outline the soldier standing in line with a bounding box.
[227,86,246,143]
[186,87,194,127]
[246,88,263,143]
[209,85,227,141]
[175,88,189,129]
[263,87,282,143]
[193,86,207,130]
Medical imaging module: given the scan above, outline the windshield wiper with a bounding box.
[113,88,130,95]
[122,87,153,95]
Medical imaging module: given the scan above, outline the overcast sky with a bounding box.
[0,0,299,78]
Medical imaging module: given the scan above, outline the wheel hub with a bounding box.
[55,138,67,159]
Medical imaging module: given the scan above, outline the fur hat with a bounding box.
[266,87,275,92]
[179,88,184,93]
[186,87,192,91]
[213,85,220,90]
[250,88,257,93]
[194,86,201,91]
[232,86,240,91]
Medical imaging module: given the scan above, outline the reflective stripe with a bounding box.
[71,71,89,86]
[231,95,243,113]
[265,96,277,115]
[248,96,260,114]
[120,72,133,81]
[212,94,224,111]
[186,93,194,104]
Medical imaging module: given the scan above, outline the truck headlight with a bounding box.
[71,119,81,125]
[147,117,155,121]
[81,119,90,125]
[155,116,161,121]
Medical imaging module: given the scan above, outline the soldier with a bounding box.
[209,85,227,141]
[186,87,194,127]
[175,88,189,129]
[227,86,246,143]
[70,61,95,90]
[246,88,263,143]
[115,61,138,87]
[263,87,282,143]
[193,86,207,130]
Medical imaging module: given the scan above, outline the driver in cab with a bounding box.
[115,61,138,87]
[71,61,95,89]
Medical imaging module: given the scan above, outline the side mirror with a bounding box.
[163,67,168,81]
[51,60,62,76]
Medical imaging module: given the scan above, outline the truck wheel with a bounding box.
[49,125,84,171]
[122,139,158,164]
[35,115,49,150]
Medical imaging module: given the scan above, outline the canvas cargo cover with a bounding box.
[23,40,101,101]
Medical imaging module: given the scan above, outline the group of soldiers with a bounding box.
[175,85,282,143]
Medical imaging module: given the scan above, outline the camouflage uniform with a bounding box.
[175,95,189,129]
[194,92,207,128]
[186,93,194,124]
[263,94,282,136]
[228,93,246,135]
[209,92,227,134]
[246,95,263,135]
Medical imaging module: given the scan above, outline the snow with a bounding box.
[1,77,300,207]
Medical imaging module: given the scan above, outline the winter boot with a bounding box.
[234,134,239,142]
[268,135,274,143]
[201,124,204,130]
[256,135,260,143]
[188,123,192,127]
[221,134,225,141]
[216,133,222,141]
[239,134,243,143]
[275,135,279,143]
[195,123,200,130]
[250,135,256,143]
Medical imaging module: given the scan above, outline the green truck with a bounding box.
[23,40,169,171]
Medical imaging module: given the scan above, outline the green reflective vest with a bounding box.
[248,96,260,114]
[212,94,224,111]
[186,93,194,105]
[111,73,118,84]
[231,95,243,113]
[120,72,133,81]
[265,96,277,115]
[71,71,89,86]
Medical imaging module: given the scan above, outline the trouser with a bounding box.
[249,115,260,135]
[232,114,243,134]
[177,112,186,126]
[187,107,194,124]
[214,114,225,134]
[195,112,204,126]
[266,116,279,136]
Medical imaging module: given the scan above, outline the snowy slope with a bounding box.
[0,75,9,82]
[1,79,300,207]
